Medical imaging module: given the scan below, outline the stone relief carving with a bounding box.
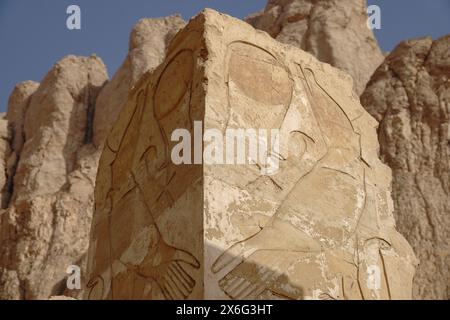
[86,48,202,300]
[204,21,416,300]
[86,9,416,300]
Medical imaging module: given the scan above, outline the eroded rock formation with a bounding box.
[93,15,185,147]
[0,16,184,300]
[0,56,108,300]
[246,0,384,95]
[85,9,416,300]
[0,113,10,196]
[361,35,450,300]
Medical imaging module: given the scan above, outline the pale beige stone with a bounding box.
[86,9,416,300]
[0,113,9,199]
[93,15,185,147]
[246,0,384,95]
[0,15,185,300]
[2,81,39,207]
[361,35,450,300]
[49,295,76,300]
[0,55,108,300]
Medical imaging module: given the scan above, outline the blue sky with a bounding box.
[0,0,449,112]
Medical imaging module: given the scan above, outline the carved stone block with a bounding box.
[85,9,417,300]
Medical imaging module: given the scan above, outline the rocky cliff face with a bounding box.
[361,35,450,300]
[0,16,184,300]
[247,0,384,95]
[0,113,11,197]
[0,56,108,300]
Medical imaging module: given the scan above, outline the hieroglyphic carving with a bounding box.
[123,49,201,300]
[201,11,416,300]
[209,42,414,299]
[86,9,416,300]
[86,44,203,300]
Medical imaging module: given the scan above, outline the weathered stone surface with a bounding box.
[48,295,77,300]
[93,15,185,147]
[86,9,416,300]
[0,55,108,300]
[361,35,450,300]
[0,15,186,300]
[1,81,39,207]
[0,113,10,198]
[246,0,384,95]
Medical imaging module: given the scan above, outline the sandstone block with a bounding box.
[85,9,416,300]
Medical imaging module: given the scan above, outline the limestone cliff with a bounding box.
[247,0,384,95]
[361,35,450,300]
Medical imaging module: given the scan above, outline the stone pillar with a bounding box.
[85,9,417,300]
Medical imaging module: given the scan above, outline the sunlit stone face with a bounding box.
[227,42,293,131]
